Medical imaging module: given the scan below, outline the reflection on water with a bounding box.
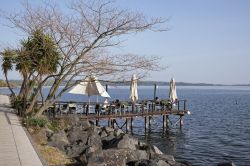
[1,86,250,166]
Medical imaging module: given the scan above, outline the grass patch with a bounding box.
[25,117,48,127]
[38,145,74,166]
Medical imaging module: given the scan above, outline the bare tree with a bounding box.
[2,0,167,117]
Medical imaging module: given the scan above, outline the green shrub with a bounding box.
[26,117,48,127]
[47,120,60,132]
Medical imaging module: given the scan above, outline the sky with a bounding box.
[0,0,250,84]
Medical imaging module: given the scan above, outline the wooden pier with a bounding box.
[45,100,189,133]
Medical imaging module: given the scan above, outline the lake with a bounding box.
[1,86,250,166]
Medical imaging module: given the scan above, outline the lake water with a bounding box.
[1,86,250,166]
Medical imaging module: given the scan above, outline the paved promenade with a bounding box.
[0,94,43,166]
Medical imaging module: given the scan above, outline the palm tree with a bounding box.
[1,49,16,97]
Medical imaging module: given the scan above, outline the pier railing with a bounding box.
[42,99,188,118]
[41,99,189,131]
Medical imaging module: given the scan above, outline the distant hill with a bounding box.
[3,79,250,87]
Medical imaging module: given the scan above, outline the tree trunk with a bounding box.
[4,72,15,97]
[35,100,54,117]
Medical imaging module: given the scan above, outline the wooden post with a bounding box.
[126,118,129,133]
[153,83,157,101]
[149,116,152,127]
[113,119,117,128]
[163,115,166,130]
[184,100,186,110]
[108,119,111,127]
[112,119,114,128]
[106,84,108,92]
[166,115,169,127]
[130,117,133,134]
[145,116,149,132]
[180,115,183,128]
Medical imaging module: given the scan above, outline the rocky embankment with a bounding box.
[44,116,190,166]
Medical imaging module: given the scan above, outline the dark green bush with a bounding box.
[47,120,60,132]
[26,117,48,127]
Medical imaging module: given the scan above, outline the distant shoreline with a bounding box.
[0,79,250,87]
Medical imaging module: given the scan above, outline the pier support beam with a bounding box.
[108,119,111,127]
[180,115,183,128]
[125,118,129,133]
[145,116,149,133]
[130,117,133,134]
[163,115,166,130]
[149,116,152,127]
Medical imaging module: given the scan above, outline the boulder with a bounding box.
[45,128,54,139]
[114,128,124,137]
[48,130,69,151]
[102,134,122,149]
[152,145,163,155]
[127,159,157,166]
[77,154,87,165]
[156,160,170,166]
[68,115,80,126]
[126,150,149,162]
[67,129,88,145]
[117,134,138,150]
[153,154,176,166]
[87,150,105,166]
[102,149,128,166]
[65,144,87,157]
[86,132,102,155]
[99,130,108,138]
[103,126,115,135]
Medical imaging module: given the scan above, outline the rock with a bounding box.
[114,128,124,137]
[65,144,87,157]
[156,160,170,166]
[45,128,54,139]
[79,120,91,130]
[152,145,163,155]
[77,154,87,165]
[102,134,122,149]
[103,126,115,135]
[117,134,138,150]
[86,132,102,155]
[99,130,108,138]
[92,125,102,134]
[87,150,105,166]
[217,161,236,166]
[127,159,157,166]
[153,154,176,166]
[103,149,128,166]
[48,130,69,151]
[67,129,89,145]
[70,115,80,126]
[126,150,149,162]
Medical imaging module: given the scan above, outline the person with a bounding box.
[103,98,109,108]
[155,96,160,104]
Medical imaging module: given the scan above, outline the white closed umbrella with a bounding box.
[169,78,178,103]
[130,74,138,105]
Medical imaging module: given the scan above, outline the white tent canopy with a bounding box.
[169,78,178,103]
[130,74,138,103]
[69,75,110,98]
